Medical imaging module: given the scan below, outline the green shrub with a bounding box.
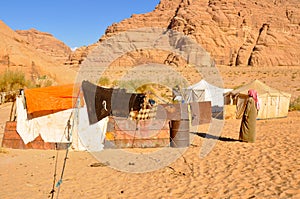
[0,147,8,154]
[98,77,110,86]
[111,80,119,87]
[0,70,29,92]
[136,84,154,94]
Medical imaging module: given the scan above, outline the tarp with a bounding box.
[81,80,145,124]
[224,79,291,119]
[16,95,72,144]
[16,94,109,151]
[24,84,80,118]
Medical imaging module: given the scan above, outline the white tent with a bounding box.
[182,79,232,107]
[224,79,291,119]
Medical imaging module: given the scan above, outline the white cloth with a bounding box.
[76,106,108,151]
[16,97,108,151]
[16,96,39,144]
[16,96,73,144]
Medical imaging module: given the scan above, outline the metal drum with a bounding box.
[170,119,190,148]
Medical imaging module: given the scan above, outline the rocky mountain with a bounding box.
[64,44,97,67]
[1,0,300,86]
[0,20,76,84]
[94,0,300,67]
[0,21,56,69]
[16,28,71,63]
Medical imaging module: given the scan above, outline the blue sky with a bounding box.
[1,0,160,49]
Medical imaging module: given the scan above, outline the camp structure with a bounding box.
[224,79,291,119]
[2,84,110,151]
[180,79,232,118]
[2,82,170,150]
[2,80,214,151]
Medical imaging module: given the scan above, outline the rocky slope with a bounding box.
[16,28,71,63]
[0,21,57,70]
[1,0,300,85]
[94,0,300,67]
[0,20,75,84]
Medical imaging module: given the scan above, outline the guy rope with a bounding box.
[49,90,81,199]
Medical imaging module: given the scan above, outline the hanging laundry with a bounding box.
[81,81,145,124]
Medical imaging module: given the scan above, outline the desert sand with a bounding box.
[0,93,300,198]
[1,64,300,199]
[1,0,300,197]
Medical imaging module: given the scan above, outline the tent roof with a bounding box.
[226,79,291,97]
[25,84,80,114]
[186,79,232,93]
[183,79,231,106]
[187,79,220,90]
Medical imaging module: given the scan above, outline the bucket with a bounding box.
[170,119,190,148]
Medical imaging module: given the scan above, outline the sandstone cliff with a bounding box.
[95,0,300,67]
[0,20,76,84]
[1,0,300,85]
[0,21,56,69]
[16,28,71,63]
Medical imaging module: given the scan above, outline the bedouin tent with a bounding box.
[181,79,232,110]
[224,79,291,119]
[15,84,109,151]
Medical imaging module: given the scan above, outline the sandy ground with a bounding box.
[0,102,12,146]
[0,65,300,198]
[0,99,299,198]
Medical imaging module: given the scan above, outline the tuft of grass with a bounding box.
[289,96,300,111]
[0,147,8,154]
[98,77,110,86]
[0,69,29,92]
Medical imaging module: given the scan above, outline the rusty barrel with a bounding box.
[170,119,190,148]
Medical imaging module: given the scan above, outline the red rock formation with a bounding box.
[16,29,71,64]
[95,0,300,67]
[64,44,97,67]
[0,20,76,84]
[0,20,58,70]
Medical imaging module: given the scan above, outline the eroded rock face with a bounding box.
[1,0,300,83]
[0,21,60,70]
[96,0,300,67]
[16,29,71,64]
[0,20,75,84]
[64,44,98,67]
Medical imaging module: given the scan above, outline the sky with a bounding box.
[1,0,160,49]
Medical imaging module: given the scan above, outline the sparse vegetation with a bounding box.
[0,147,8,154]
[289,96,300,111]
[98,77,110,86]
[136,84,154,94]
[111,80,119,87]
[0,69,30,92]
[35,75,53,88]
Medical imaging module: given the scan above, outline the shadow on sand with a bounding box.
[191,132,241,142]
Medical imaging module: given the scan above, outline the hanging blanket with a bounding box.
[81,81,145,124]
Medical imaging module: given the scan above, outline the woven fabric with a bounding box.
[130,106,157,120]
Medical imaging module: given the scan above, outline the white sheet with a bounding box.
[16,96,73,144]
[76,106,108,151]
[16,96,108,151]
